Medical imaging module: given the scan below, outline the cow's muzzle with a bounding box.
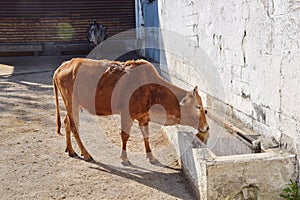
[198,125,209,133]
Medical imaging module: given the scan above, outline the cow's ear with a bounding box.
[179,93,191,106]
[104,27,108,32]
[193,86,198,96]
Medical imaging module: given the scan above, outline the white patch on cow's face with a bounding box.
[180,92,201,128]
[179,88,209,132]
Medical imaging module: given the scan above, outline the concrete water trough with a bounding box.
[163,111,297,200]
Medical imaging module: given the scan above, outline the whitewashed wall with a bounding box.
[157,0,300,174]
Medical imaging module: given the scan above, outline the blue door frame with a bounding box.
[143,0,160,62]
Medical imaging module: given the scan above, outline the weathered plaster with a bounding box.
[157,0,300,181]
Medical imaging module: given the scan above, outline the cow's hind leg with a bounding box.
[64,115,77,157]
[120,117,133,165]
[139,123,158,164]
[69,106,94,162]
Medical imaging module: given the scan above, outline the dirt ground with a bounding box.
[0,56,195,199]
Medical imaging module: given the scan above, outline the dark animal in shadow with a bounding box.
[86,21,108,48]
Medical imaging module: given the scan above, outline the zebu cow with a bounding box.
[53,58,209,164]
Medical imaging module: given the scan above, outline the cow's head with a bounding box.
[98,25,108,42]
[179,86,209,133]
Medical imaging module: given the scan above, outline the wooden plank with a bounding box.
[55,42,90,52]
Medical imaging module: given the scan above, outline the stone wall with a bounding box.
[157,0,300,180]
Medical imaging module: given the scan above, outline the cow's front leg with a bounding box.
[139,125,158,164]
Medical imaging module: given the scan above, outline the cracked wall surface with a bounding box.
[158,0,300,180]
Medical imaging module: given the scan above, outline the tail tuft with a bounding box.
[53,73,62,136]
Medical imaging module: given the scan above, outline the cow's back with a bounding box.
[55,58,161,117]
[94,59,161,116]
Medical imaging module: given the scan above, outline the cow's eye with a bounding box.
[196,105,201,109]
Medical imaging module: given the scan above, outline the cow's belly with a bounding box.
[77,94,115,116]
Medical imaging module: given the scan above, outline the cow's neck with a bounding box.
[149,79,187,126]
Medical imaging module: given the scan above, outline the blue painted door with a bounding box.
[143,0,160,62]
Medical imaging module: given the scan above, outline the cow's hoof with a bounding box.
[149,158,159,165]
[121,160,131,166]
[84,155,94,162]
[66,149,78,158]
[146,152,159,164]
[69,152,78,158]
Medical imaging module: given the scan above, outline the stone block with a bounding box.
[163,120,297,200]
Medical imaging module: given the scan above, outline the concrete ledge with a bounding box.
[0,42,90,56]
[0,44,42,53]
[55,42,90,52]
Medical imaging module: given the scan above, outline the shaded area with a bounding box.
[90,161,194,200]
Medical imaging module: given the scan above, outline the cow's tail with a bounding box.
[53,72,63,136]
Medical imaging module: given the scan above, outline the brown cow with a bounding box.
[53,58,209,164]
